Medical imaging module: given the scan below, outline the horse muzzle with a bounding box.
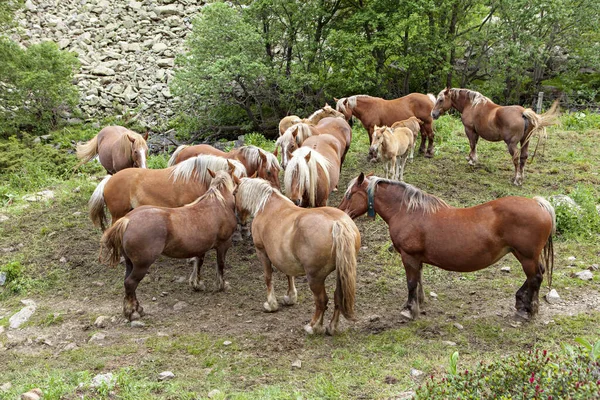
[431,110,441,120]
[292,199,301,206]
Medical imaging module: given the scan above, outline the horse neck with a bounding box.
[258,192,291,217]
[450,90,469,114]
[372,182,410,223]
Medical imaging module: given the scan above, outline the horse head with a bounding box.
[127,134,148,169]
[276,125,303,169]
[334,97,353,122]
[256,149,281,189]
[431,88,452,120]
[338,172,371,219]
[369,126,387,162]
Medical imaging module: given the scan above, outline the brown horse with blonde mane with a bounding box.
[339,173,555,321]
[277,104,345,136]
[100,169,237,321]
[88,155,246,230]
[76,126,149,174]
[235,177,360,335]
[335,93,436,156]
[168,144,281,188]
[275,117,351,169]
[368,119,420,182]
[431,88,560,185]
[283,134,341,207]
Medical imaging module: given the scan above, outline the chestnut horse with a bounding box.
[335,93,436,156]
[167,144,281,188]
[275,117,351,169]
[101,170,237,321]
[89,155,246,230]
[283,134,341,207]
[368,122,417,182]
[339,173,555,321]
[76,126,149,174]
[234,177,360,335]
[431,88,560,185]
[277,104,344,135]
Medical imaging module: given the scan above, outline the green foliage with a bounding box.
[0,260,25,295]
[559,111,600,132]
[415,340,600,399]
[0,39,80,137]
[244,133,275,152]
[147,153,169,169]
[0,0,21,30]
[551,185,600,239]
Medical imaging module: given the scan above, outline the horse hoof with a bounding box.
[191,281,206,292]
[325,325,336,336]
[263,301,278,313]
[282,295,296,306]
[400,309,414,320]
[425,152,434,158]
[304,324,314,335]
[514,310,530,321]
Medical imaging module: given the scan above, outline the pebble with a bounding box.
[1,382,11,392]
[20,388,42,400]
[152,297,157,301]
[223,340,232,346]
[442,340,457,346]
[590,264,599,271]
[567,256,577,261]
[94,316,109,328]
[410,368,424,378]
[158,371,175,381]
[573,270,593,281]
[9,299,37,329]
[131,321,146,328]
[62,343,78,351]
[500,266,511,272]
[89,332,106,343]
[91,373,115,388]
[291,359,302,369]
[207,389,222,398]
[453,322,464,330]
[545,289,561,304]
[173,301,188,311]
[429,291,438,299]
[59,256,67,263]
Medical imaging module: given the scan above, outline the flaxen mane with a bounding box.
[185,170,234,207]
[284,147,332,207]
[450,88,491,107]
[238,146,281,171]
[170,155,246,184]
[236,178,291,216]
[366,176,448,214]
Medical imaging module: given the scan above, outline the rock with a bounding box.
[91,372,115,388]
[94,316,109,328]
[589,264,599,271]
[368,314,381,322]
[158,371,175,381]
[155,5,181,16]
[0,272,6,286]
[131,320,145,328]
[22,190,54,202]
[573,270,593,281]
[453,322,464,330]
[62,342,78,351]
[207,389,222,398]
[291,359,302,369]
[152,43,168,52]
[173,301,188,311]
[410,368,424,378]
[500,266,511,272]
[442,340,457,346]
[91,66,115,76]
[157,58,174,67]
[396,391,416,400]
[1,382,11,392]
[567,256,577,261]
[0,326,4,335]
[24,0,37,12]
[21,389,42,400]
[223,340,232,346]
[89,332,106,343]
[59,256,67,263]
[550,195,582,213]
[545,289,561,304]
[152,297,157,301]
[429,291,438,299]
[9,300,37,329]
[0,214,8,223]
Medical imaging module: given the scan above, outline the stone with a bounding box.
[23,190,54,202]
[131,320,145,328]
[0,272,6,286]
[545,289,561,304]
[589,264,599,271]
[155,5,181,16]
[207,389,222,398]
[500,266,511,272]
[442,340,457,346]
[550,195,581,213]
[573,270,593,281]
[89,332,106,343]
[91,66,115,76]
[94,316,109,328]
[91,372,115,388]
[291,359,302,369]
[24,0,38,12]
[567,256,577,261]
[123,85,138,102]
[60,257,67,263]
[0,382,11,392]
[9,300,37,329]
[453,322,464,330]
[0,214,8,223]
[152,42,168,52]
[410,368,424,378]
[158,371,175,381]
[21,389,41,400]
[173,301,188,311]
[157,58,174,67]
[223,340,232,346]
[429,291,438,299]
[62,342,78,351]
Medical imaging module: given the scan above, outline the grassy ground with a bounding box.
[0,113,599,399]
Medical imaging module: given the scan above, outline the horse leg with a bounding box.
[417,267,425,306]
[257,249,278,312]
[391,156,398,180]
[424,122,435,158]
[188,255,206,291]
[305,276,328,335]
[232,224,243,242]
[215,239,232,291]
[518,139,530,185]
[506,140,521,185]
[327,278,344,336]
[399,252,422,320]
[123,256,150,321]
[282,275,297,305]
[513,251,544,319]
[465,127,479,165]
[418,128,427,155]
[399,152,409,182]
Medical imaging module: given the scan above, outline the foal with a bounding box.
[369,121,417,182]
[100,170,238,321]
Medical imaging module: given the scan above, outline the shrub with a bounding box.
[551,185,600,239]
[559,111,600,132]
[0,39,80,137]
[414,339,600,399]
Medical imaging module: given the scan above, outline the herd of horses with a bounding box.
[76,88,558,335]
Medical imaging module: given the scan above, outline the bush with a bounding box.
[559,111,600,132]
[0,39,80,137]
[551,186,600,239]
[415,339,600,399]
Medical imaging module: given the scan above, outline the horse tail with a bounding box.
[100,217,130,267]
[332,218,358,321]
[167,144,189,167]
[534,196,556,288]
[75,135,99,168]
[89,175,111,231]
[522,100,560,160]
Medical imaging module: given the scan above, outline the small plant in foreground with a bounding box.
[414,339,600,399]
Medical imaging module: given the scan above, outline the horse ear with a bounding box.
[333,97,339,102]
[250,171,258,178]
[227,160,236,173]
[207,168,216,178]
[366,172,374,177]
[304,151,311,163]
[357,172,365,185]
[127,135,136,144]
[143,130,149,141]
[258,150,267,162]
[233,174,241,186]
[273,147,278,157]
[324,102,330,107]
[291,127,298,138]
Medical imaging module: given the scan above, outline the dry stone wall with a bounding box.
[10,0,205,126]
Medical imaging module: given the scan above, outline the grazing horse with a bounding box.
[234,177,360,335]
[368,122,417,182]
[275,117,351,169]
[279,115,302,135]
[339,173,555,321]
[88,155,246,230]
[76,126,149,174]
[304,104,346,125]
[167,144,281,188]
[431,88,560,185]
[284,134,341,207]
[335,93,436,156]
[100,170,237,321]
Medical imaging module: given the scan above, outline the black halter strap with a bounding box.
[367,185,376,218]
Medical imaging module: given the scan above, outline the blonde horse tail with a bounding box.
[167,144,189,167]
[534,196,556,289]
[89,175,111,231]
[332,218,358,321]
[100,217,130,267]
[522,100,560,161]
[75,135,99,168]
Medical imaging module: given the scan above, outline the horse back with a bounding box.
[315,117,352,148]
[174,144,228,165]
